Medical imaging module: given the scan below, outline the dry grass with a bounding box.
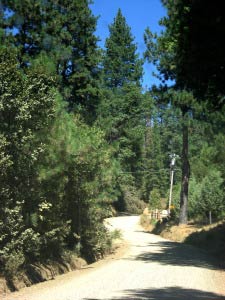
[184,221,225,265]
[159,224,200,242]
[139,214,157,232]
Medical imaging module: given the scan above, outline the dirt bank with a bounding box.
[0,257,87,296]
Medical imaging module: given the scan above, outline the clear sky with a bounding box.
[90,0,166,88]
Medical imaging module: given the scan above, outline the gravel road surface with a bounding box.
[3,216,225,300]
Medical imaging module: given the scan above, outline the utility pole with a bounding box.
[168,154,177,215]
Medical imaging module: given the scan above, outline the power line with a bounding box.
[119,168,181,174]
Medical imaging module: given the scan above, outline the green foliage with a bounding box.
[145,16,200,224]
[103,9,143,88]
[187,177,202,219]
[140,92,182,201]
[97,9,145,212]
[149,188,161,210]
[0,204,25,276]
[38,103,118,261]
[0,46,55,275]
[172,171,225,224]
[0,47,118,275]
[198,171,224,223]
[1,0,101,122]
[1,0,224,283]
[145,0,225,108]
[110,229,122,240]
[118,184,146,215]
[144,0,225,224]
[0,2,146,280]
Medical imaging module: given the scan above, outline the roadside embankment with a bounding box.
[0,226,123,296]
[0,256,87,296]
[140,214,225,267]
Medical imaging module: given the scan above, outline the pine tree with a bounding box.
[144,1,225,222]
[43,0,101,120]
[144,3,200,224]
[0,0,43,66]
[39,109,117,261]
[100,8,143,147]
[98,9,144,212]
[159,0,225,109]
[103,8,143,88]
[0,0,101,122]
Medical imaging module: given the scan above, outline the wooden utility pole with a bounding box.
[168,154,177,215]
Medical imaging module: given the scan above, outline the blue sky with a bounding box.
[90,0,166,88]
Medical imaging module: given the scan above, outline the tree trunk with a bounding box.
[179,107,190,225]
[209,211,212,225]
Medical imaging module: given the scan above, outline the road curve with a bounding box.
[3,216,225,300]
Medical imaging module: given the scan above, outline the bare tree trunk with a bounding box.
[209,211,212,225]
[179,107,190,225]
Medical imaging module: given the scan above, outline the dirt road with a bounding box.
[3,216,225,300]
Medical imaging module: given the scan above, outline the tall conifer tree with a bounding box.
[99,9,144,211]
[0,0,100,122]
[103,9,143,88]
[100,8,143,157]
[144,0,225,224]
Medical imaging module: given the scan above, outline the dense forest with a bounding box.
[0,0,225,282]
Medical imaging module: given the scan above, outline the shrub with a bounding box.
[149,188,162,210]
[121,185,146,214]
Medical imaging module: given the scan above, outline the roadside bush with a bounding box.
[197,170,224,223]
[121,185,146,214]
[2,250,25,278]
[149,188,162,210]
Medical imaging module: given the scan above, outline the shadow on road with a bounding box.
[84,286,225,299]
[127,238,222,271]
